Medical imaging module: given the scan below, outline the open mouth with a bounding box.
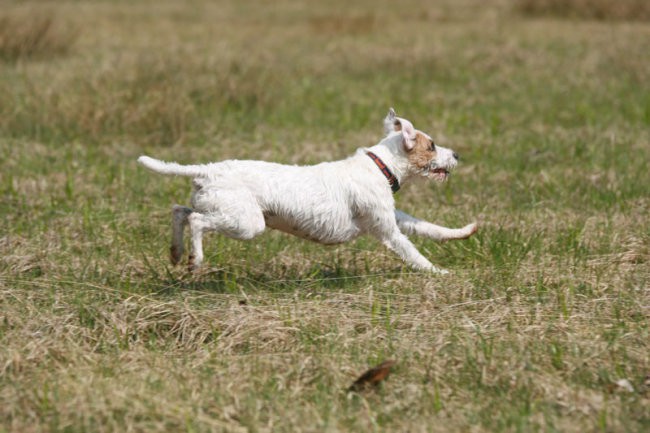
[429,167,450,181]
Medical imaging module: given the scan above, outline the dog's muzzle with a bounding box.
[427,151,457,181]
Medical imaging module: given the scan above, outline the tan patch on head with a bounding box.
[407,132,437,169]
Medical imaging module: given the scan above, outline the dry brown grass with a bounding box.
[309,14,377,35]
[515,0,650,21]
[1,253,647,432]
[0,9,78,61]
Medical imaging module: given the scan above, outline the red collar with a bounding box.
[366,151,400,193]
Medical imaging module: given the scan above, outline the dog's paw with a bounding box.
[170,245,183,265]
[187,255,199,272]
[461,222,478,239]
[430,266,450,275]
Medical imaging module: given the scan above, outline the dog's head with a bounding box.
[383,108,458,181]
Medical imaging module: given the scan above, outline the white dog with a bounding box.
[138,109,477,274]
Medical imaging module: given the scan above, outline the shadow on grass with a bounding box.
[146,262,405,297]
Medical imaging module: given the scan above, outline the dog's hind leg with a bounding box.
[395,210,477,242]
[171,205,192,265]
[187,212,209,270]
[187,190,266,270]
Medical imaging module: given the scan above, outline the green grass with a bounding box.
[1,0,649,432]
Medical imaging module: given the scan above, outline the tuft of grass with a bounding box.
[0,10,78,61]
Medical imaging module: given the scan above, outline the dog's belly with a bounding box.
[263,214,361,245]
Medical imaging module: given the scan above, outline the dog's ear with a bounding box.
[384,108,416,150]
[396,117,416,151]
[383,108,397,135]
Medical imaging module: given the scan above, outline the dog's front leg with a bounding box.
[395,210,477,242]
[381,230,449,274]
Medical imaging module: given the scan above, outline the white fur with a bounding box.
[138,109,477,273]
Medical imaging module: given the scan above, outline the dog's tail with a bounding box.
[137,155,211,177]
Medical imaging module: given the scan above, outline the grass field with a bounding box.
[1,0,649,431]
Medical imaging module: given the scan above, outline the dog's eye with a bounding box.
[429,141,436,151]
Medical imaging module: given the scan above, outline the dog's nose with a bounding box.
[453,152,459,160]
